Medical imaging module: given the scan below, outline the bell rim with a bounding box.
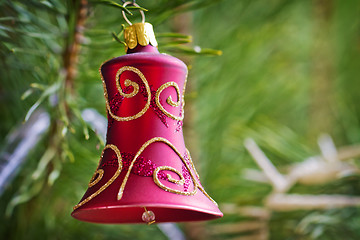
[71,202,223,224]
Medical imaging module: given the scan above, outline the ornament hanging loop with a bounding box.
[122,1,145,25]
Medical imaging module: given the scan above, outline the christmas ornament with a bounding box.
[71,2,223,224]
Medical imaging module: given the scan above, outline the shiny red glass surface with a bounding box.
[71,45,223,223]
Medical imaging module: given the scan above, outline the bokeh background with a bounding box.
[1,0,360,239]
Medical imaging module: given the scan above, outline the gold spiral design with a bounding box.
[117,79,139,98]
[153,165,196,196]
[73,144,123,210]
[102,66,151,122]
[88,169,104,188]
[155,82,184,121]
[118,137,199,200]
[154,166,185,186]
[72,62,220,209]
[73,139,218,209]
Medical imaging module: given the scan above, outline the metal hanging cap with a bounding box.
[122,1,157,50]
[122,1,145,25]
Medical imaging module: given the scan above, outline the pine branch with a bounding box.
[63,0,88,95]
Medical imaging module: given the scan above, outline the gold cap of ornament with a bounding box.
[124,22,158,49]
[121,2,158,50]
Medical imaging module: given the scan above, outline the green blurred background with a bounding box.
[1,0,360,239]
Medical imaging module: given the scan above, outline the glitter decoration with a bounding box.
[182,153,192,192]
[185,149,200,180]
[150,89,169,127]
[182,151,200,192]
[73,137,217,205]
[122,152,168,179]
[155,82,183,121]
[138,84,169,127]
[74,66,219,209]
[88,169,104,187]
[103,65,186,128]
[100,156,119,168]
[101,152,193,187]
[182,165,190,192]
[107,92,123,131]
[118,137,198,199]
[175,106,183,132]
[101,66,151,122]
[107,85,133,131]
[101,152,168,180]
[109,92,124,115]
[72,15,224,222]
[74,136,217,209]
[73,144,123,210]
[115,74,139,98]
[116,135,201,200]
[161,166,185,186]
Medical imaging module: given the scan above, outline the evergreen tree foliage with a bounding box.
[1,0,360,239]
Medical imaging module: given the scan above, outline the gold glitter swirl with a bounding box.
[186,148,200,180]
[116,78,139,98]
[73,139,218,208]
[73,144,123,210]
[88,169,104,188]
[72,63,219,209]
[153,165,195,195]
[156,166,185,186]
[185,149,217,206]
[101,66,151,121]
[117,137,215,201]
[155,82,183,121]
[180,71,188,116]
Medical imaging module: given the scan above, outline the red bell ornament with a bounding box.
[71,6,223,224]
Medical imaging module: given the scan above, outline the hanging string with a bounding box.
[122,1,145,25]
